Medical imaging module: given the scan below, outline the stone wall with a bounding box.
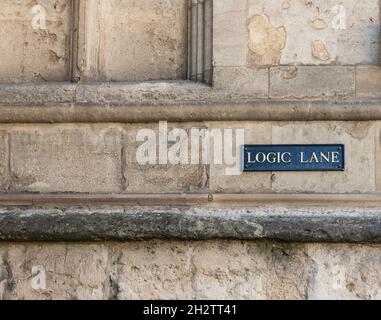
[0,0,188,83]
[97,0,189,81]
[0,121,377,194]
[0,0,71,83]
[2,0,381,98]
[214,0,381,99]
[0,0,381,301]
[1,241,380,300]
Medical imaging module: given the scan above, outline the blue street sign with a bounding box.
[243,144,345,172]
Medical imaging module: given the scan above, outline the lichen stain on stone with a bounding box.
[49,50,61,63]
[283,66,298,79]
[282,1,291,10]
[304,0,313,8]
[311,40,331,61]
[337,122,372,140]
[309,18,328,30]
[247,14,287,69]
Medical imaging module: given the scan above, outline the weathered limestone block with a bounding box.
[356,66,381,100]
[0,0,71,82]
[213,0,247,15]
[213,67,268,98]
[271,122,376,193]
[1,241,380,300]
[248,0,380,65]
[74,81,213,105]
[109,242,194,300]
[209,121,375,194]
[99,0,188,81]
[213,8,247,67]
[0,244,109,300]
[123,124,208,193]
[208,122,272,193]
[190,241,309,300]
[0,120,377,195]
[306,244,381,299]
[9,126,123,193]
[270,66,355,99]
[0,83,76,105]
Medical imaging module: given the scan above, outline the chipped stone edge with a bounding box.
[0,206,380,243]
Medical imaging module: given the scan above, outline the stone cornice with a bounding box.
[0,82,381,123]
[0,193,380,243]
[0,206,380,243]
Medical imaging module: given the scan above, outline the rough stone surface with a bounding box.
[1,0,381,302]
[213,0,247,16]
[123,123,208,193]
[213,67,268,98]
[248,0,380,65]
[306,244,381,299]
[270,66,355,99]
[101,0,188,81]
[0,121,375,194]
[0,0,71,83]
[0,243,109,300]
[208,122,272,193]
[356,66,381,100]
[0,206,381,243]
[0,241,380,299]
[0,0,380,100]
[9,126,123,193]
[211,0,381,97]
[1,78,381,110]
[209,121,376,194]
[213,8,247,67]
[271,122,376,193]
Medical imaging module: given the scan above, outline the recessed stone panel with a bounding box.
[0,0,71,83]
[100,0,188,81]
[9,126,123,193]
[124,123,208,193]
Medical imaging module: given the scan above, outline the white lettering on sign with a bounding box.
[247,152,292,164]
[300,152,340,164]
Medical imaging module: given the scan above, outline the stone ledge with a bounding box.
[1,82,381,122]
[0,206,380,243]
[1,100,381,123]
[2,193,381,207]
